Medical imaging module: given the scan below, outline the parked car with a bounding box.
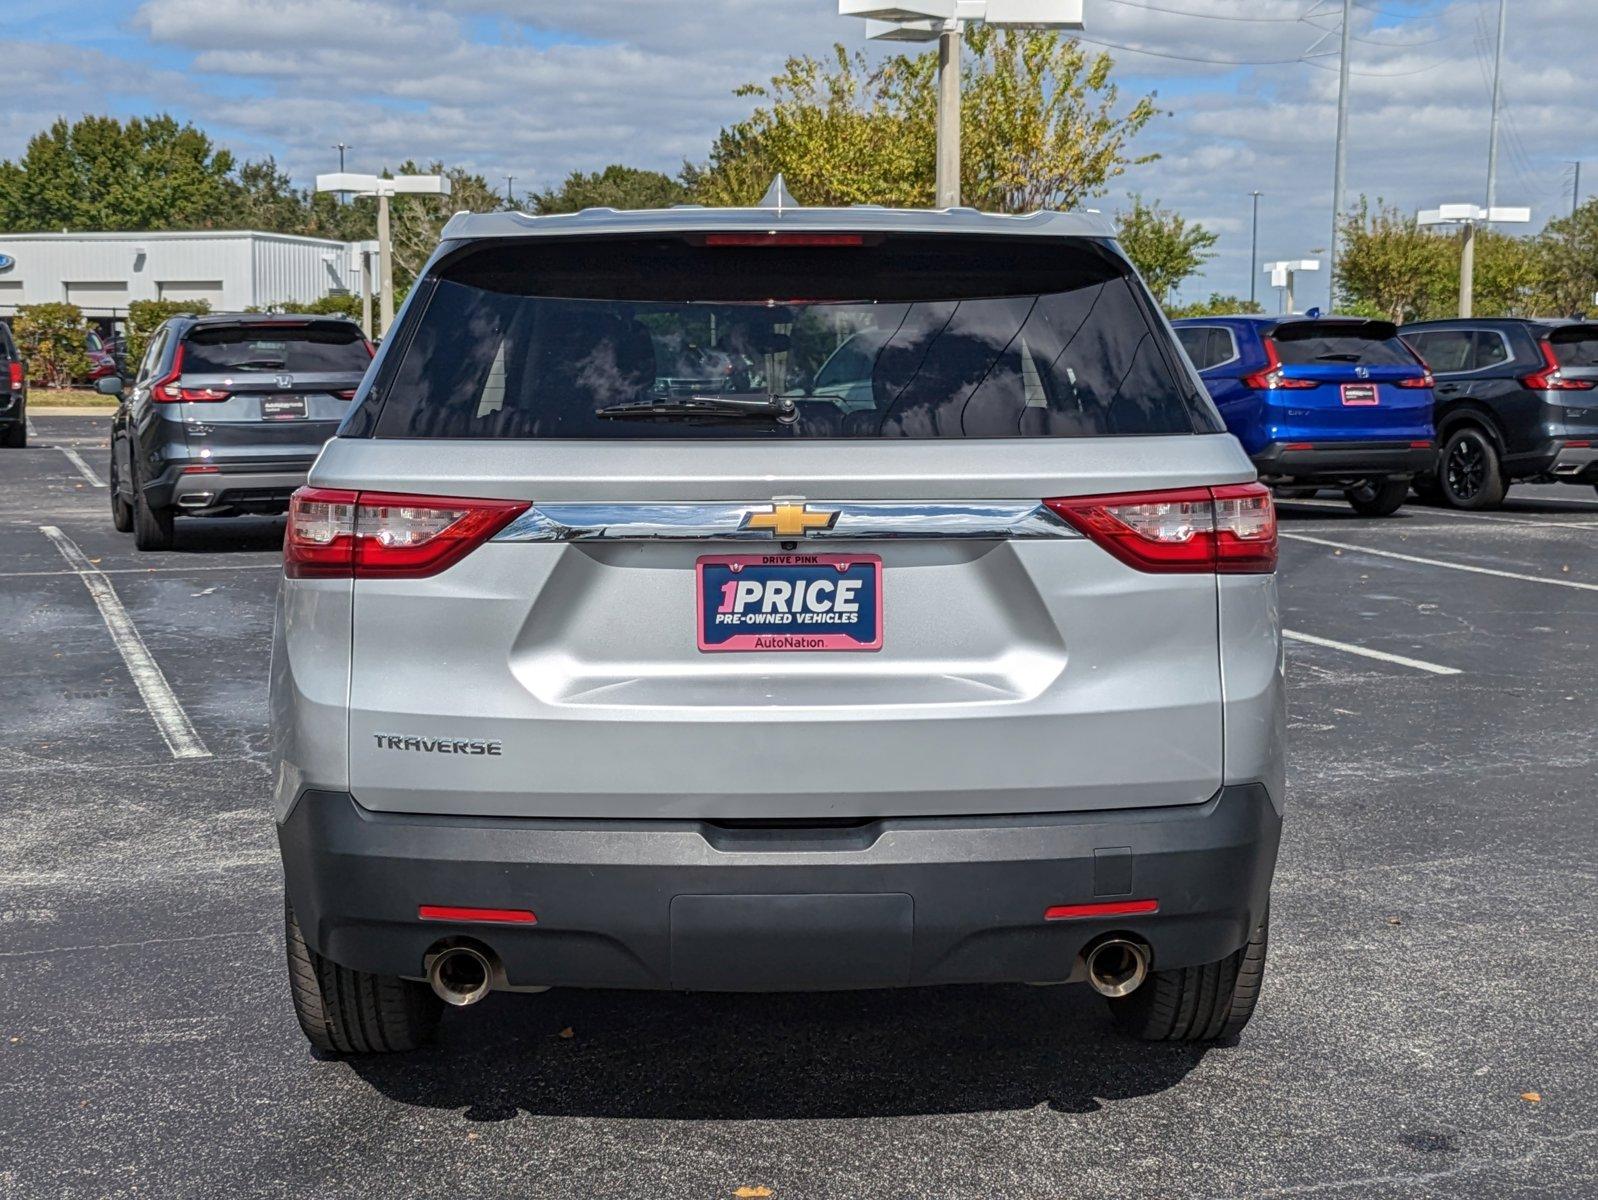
[0,320,26,448]
[272,199,1285,1055]
[107,312,373,550]
[82,331,119,383]
[1172,315,1436,516]
[1400,318,1598,508]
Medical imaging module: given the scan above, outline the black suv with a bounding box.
[108,313,373,549]
[0,320,26,448]
[1401,318,1598,508]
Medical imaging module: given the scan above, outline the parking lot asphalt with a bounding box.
[2,414,1594,1199]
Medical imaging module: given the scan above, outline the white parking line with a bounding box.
[0,562,280,580]
[38,525,212,761]
[1283,629,1461,676]
[57,446,105,487]
[1282,532,1598,593]
[25,413,38,438]
[1277,497,1597,529]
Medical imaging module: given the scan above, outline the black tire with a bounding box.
[1108,911,1268,1042]
[1,420,23,448]
[284,897,441,1055]
[1344,477,1410,517]
[1439,426,1507,510]
[1271,485,1318,500]
[130,456,175,551]
[109,454,134,532]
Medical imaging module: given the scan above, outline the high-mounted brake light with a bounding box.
[284,488,529,579]
[1241,339,1316,390]
[1046,483,1277,574]
[704,232,865,247]
[1523,341,1596,391]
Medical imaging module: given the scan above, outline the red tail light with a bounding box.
[7,361,21,391]
[1523,341,1596,391]
[1046,482,1277,574]
[1395,371,1435,389]
[1241,339,1316,390]
[148,344,230,402]
[285,487,529,579]
[333,389,358,401]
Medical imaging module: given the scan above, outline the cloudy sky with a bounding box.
[3,0,1593,305]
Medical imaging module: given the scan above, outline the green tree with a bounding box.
[533,165,691,214]
[1165,292,1264,319]
[694,28,1157,211]
[1534,196,1598,315]
[125,298,211,373]
[385,161,506,290]
[1114,196,1217,304]
[13,303,90,387]
[1334,199,1453,322]
[0,115,236,231]
[231,156,312,233]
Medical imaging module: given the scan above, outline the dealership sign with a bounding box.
[0,253,14,273]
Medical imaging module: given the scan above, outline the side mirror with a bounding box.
[95,375,124,397]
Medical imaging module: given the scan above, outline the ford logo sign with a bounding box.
[0,254,14,274]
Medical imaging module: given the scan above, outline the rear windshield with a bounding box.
[369,236,1214,440]
[1272,321,1416,367]
[1548,326,1598,367]
[182,323,370,374]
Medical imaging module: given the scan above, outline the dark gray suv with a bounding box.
[108,312,373,549]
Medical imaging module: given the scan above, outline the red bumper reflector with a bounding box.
[1409,441,1433,449]
[1044,899,1159,921]
[1283,442,1315,451]
[181,465,220,475]
[418,905,537,925]
[1567,440,1593,448]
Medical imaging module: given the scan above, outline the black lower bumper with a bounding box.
[1253,440,1436,482]
[147,459,314,511]
[1506,438,1598,483]
[279,785,1282,992]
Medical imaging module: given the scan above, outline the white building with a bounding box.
[0,230,374,323]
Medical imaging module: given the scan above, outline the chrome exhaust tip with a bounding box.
[426,945,494,1007]
[177,493,214,508]
[1084,937,1150,998]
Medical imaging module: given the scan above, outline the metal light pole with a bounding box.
[838,2,1084,210]
[506,176,517,208]
[1569,161,1583,218]
[1249,191,1263,305]
[331,144,351,204]
[1418,204,1530,318]
[316,173,449,337]
[1328,0,1353,308]
[1484,0,1507,222]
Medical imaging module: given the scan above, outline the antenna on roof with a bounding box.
[759,174,800,212]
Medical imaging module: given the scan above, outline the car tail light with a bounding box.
[1241,339,1317,390]
[7,361,21,391]
[1046,482,1277,574]
[1522,341,1596,391]
[148,345,231,403]
[1395,371,1435,389]
[333,389,358,401]
[284,487,529,579]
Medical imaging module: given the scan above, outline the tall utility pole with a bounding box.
[1328,0,1353,310]
[332,144,351,204]
[315,173,448,337]
[1249,191,1263,305]
[1484,0,1507,223]
[506,176,517,207]
[935,24,962,207]
[1569,161,1583,218]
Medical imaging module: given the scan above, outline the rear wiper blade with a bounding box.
[1314,353,1363,362]
[595,393,798,423]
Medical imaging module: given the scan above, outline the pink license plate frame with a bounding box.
[696,552,883,652]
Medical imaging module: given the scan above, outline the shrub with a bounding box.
[273,294,363,321]
[125,298,211,374]
[12,302,90,388]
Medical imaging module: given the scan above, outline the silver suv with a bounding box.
[271,192,1285,1054]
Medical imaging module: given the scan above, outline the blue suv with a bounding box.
[1173,315,1437,516]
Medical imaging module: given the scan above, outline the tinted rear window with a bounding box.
[1272,321,1415,367]
[182,323,370,374]
[1548,326,1598,367]
[370,236,1213,440]
[1175,325,1237,371]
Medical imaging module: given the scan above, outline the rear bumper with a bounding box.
[151,460,314,511]
[1253,440,1436,482]
[1507,439,1598,483]
[279,783,1281,992]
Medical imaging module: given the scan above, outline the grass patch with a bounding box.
[29,388,116,408]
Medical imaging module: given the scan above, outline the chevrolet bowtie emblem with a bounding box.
[740,502,839,538]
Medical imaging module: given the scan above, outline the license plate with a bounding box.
[1341,383,1378,406]
[697,553,882,652]
[261,394,307,420]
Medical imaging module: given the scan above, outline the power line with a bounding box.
[1074,33,1310,65]
[1100,0,1315,22]
[1301,55,1444,77]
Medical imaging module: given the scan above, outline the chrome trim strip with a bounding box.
[493,501,1082,542]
